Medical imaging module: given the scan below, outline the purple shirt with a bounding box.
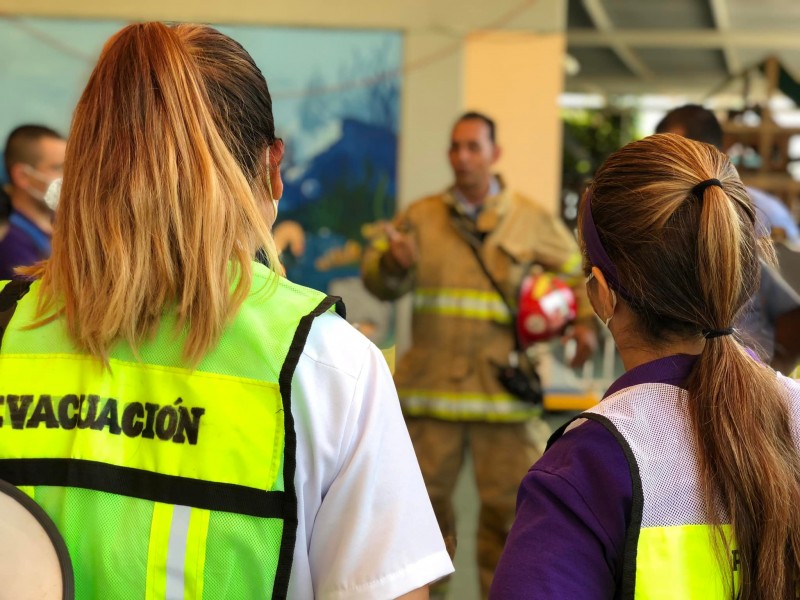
[0,212,51,279]
[490,354,698,600]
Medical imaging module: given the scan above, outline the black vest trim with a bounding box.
[0,457,286,518]
[0,279,32,351]
[0,477,75,600]
[272,294,344,600]
[548,412,644,600]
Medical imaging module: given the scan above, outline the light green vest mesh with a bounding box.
[0,265,334,599]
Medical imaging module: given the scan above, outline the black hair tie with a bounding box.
[702,327,734,339]
[692,178,722,198]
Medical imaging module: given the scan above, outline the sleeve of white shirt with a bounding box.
[288,312,454,600]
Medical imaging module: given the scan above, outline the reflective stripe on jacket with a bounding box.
[0,266,340,599]
[413,287,512,324]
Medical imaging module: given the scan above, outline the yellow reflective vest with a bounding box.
[553,379,800,599]
[0,265,342,599]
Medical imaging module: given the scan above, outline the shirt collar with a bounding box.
[9,211,51,255]
[452,176,501,219]
[603,353,699,399]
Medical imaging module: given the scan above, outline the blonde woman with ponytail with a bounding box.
[491,134,800,600]
[0,23,451,599]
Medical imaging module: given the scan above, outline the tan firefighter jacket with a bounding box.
[362,182,593,422]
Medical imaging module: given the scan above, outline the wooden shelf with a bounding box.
[720,58,800,223]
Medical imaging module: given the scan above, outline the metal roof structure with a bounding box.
[565,0,800,97]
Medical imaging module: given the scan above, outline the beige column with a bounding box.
[397,31,463,209]
[463,31,567,213]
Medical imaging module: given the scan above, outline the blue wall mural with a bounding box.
[0,17,402,344]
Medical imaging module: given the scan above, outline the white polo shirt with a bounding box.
[288,310,454,599]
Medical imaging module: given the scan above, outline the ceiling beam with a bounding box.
[569,29,800,49]
[564,74,737,96]
[708,0,741,75]
[580,0,655,80]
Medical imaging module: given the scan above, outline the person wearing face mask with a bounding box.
[0,185,10,240]
[0,125,66,279]
[491,134,800,599]
[655,105,800,373]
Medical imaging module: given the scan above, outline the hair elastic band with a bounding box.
[702,327,734,339]
[692,178,722,198]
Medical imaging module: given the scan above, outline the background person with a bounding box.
[655,104,800,372]
[0,185,10,240]
[0,22,452,599]
[491,133,800,599]
[656,104,800,245]
[0,124,65,278]
[362,111,598,597]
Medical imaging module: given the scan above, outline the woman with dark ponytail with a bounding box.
[491,133,800,599]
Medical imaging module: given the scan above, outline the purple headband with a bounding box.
[581,191,633,301]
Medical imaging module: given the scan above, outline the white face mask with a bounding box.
[23,165,58,205]
[24,165,61,211]
[43,178,62,211]
[603,289,617,327]
[266,148,278,220]
[586,271,616,327]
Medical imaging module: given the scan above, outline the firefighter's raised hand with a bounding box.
[384,223,418,270]
[563,321,599,369]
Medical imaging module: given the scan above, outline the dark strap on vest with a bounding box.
[0,478,75,599]
[548,412,644,600]
[332,297,346,319]
[0,279,32,351]
[273,293,344,600]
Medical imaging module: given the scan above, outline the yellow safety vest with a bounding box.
[0,265,342,599]
[553,383,743,599]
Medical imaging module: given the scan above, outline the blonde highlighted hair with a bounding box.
[23,23,281,364]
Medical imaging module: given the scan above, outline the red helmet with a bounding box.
[517,273,577,346]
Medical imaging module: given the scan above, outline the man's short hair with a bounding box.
[456,111,496,144]
[655,104,723,150]
[4,125,64,182]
